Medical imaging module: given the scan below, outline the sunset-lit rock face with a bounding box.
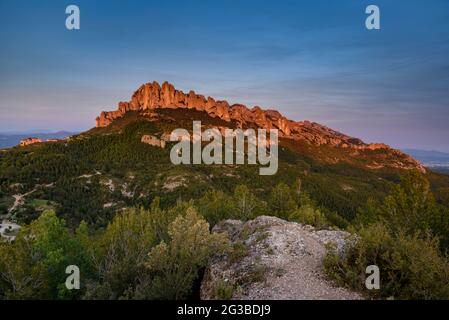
[95,81,425,172]
[19,137,42,146]
[97,81,340,139]
[96,81,290,134]
[141,135,166,149]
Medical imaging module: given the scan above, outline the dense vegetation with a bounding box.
[324,171,449,299]
[0,183,328,300]
[1,173,448,299]
[1,111,449,299]
[1,111,418,228]
[0,205,226,299]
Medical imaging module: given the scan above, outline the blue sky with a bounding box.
[1,0,448,151]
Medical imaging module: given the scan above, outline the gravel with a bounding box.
[201,216,362,300]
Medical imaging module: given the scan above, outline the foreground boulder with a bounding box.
[201,216,362,300]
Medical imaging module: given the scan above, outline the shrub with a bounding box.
[289,204,328,229]
[196,190,235,226]
[232,185,267,220]
[268,183,297,219]
[0,210,88,299]
[324,222,449,299]
[240,263,267,285]
[228,241,248,264]
[355,170,449,253]
[214,280,234,300]
[83,206,159,299]
[142,207,228,299]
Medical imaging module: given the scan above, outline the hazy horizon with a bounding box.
[1,0,449,152]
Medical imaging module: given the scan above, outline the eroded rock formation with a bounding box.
[141,135,166,148]
[95,81,425,172]
[19,137,42,146]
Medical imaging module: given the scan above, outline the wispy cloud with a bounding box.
[0,0,448,151]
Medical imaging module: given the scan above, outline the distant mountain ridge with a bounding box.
[403,149,449,165]
[0,131,76,149]
[403,149,449,175]
[95,81,425,172]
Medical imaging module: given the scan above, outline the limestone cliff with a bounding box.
[95,81,425,172]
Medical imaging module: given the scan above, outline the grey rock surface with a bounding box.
[201,216,362,300]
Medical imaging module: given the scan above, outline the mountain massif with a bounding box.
[3,80,446,229]
[1,81,449,300]
[96,81,424,172]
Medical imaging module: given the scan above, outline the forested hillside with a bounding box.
[1,109,449,299]
[3,110,448,228]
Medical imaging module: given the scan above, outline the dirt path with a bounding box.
[5,182,56,217]
[7,188,37,215]
[201,216,362,300]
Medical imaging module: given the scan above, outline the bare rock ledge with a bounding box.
[201,216,362,300]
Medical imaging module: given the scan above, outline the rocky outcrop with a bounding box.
[95,81,425,172]
[19,137,42,146]
[141,135,166,148]
[96,81,335,139]
[96,81,233,128]
[201,216,362,300]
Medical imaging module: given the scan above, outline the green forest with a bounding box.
[1,113,449,299]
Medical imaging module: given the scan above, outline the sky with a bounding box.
[0,0,448,151]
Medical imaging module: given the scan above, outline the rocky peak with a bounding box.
[95,81,425,172]
[95,81,293,134]
[94,81,358,146]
